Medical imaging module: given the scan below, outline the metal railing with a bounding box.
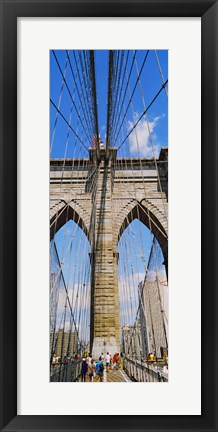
[124,357,168,382]
[50,359,82,382]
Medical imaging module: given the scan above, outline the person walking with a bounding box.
[96,357,104,382]
[81,358,87,382]
[117,353,123,369]
[87,360,95,382]
[156,365,163,382]
[86,353,92,367]
[113,353,118,369]
[105,352,111,372]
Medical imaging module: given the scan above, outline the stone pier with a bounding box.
[50,147,168,359]
[90,149,120,358]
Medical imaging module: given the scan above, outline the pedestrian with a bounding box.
[96,356,104,382]
[150,353,155,362]
[81,358,87,382]
[157,365,162,382]
[87,360,95,382]
[87,354,92,366]
[113,353,118,369]
[117,353,121,369]
[118,353,123,369]
[105,352,111,371]
[100,352,104,362]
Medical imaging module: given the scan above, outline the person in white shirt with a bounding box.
[106,352,111,371]
[86,354,92,367]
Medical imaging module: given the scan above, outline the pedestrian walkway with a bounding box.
[79,367,130,382]
[105,369,130,382]
[92,368,130,382]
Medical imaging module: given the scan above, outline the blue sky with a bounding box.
[50,50,168,159]
[50,50,168,340]
[95,50,168,155]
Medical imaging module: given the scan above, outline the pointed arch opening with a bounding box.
[50,203,89,241]
[117,206,168,360]
[50,218,91,366]
[117,200,168,273]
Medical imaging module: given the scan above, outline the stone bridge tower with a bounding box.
[50,147,168,358]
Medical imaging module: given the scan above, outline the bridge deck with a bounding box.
[104,369,130,382]
[80,368,130,382]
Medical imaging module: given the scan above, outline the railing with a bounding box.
[124,357,168,382]
[50,359,82,382]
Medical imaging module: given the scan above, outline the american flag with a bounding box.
[92,135,105,149]
[92,135,98,148]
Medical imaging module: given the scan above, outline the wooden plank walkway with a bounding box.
[104,369,130,382]
[93,368,130,382]
[80,368,130,382]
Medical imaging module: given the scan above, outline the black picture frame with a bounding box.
[0,1,217,431]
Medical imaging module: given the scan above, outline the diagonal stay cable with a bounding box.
[66,50,94,140]
[112,50,149,147]
[110,50,129,137]
[108,50,125,141]
[117,79,168,151]
[77,51,95,133]
[106,50,114,158]
[112,50,137,147]
[50,55,69,156]
[89,50,100,160]
[81,51,95,133]
[109,50,136,147]
[50,99,88,151]
[53,240,81,342]
[52,50,91,143]
[154,50,168,98]
[72,50,94,135]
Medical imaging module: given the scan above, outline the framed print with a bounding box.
[0,0,217,431]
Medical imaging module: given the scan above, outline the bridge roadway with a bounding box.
[50,359,168,382]
[80,368,131,382]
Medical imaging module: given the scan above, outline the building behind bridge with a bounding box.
[138,276,168,359]
[50,329,78,358]
[121,324,142,360]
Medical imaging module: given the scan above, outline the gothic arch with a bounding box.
[50,200,90,241]
[117,199,168,272]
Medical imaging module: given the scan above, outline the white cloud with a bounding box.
[127,113,162,158]
[56,283,91,312]
[118,271,144,324]
[118,271,145,286]
[118,267,168,325]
